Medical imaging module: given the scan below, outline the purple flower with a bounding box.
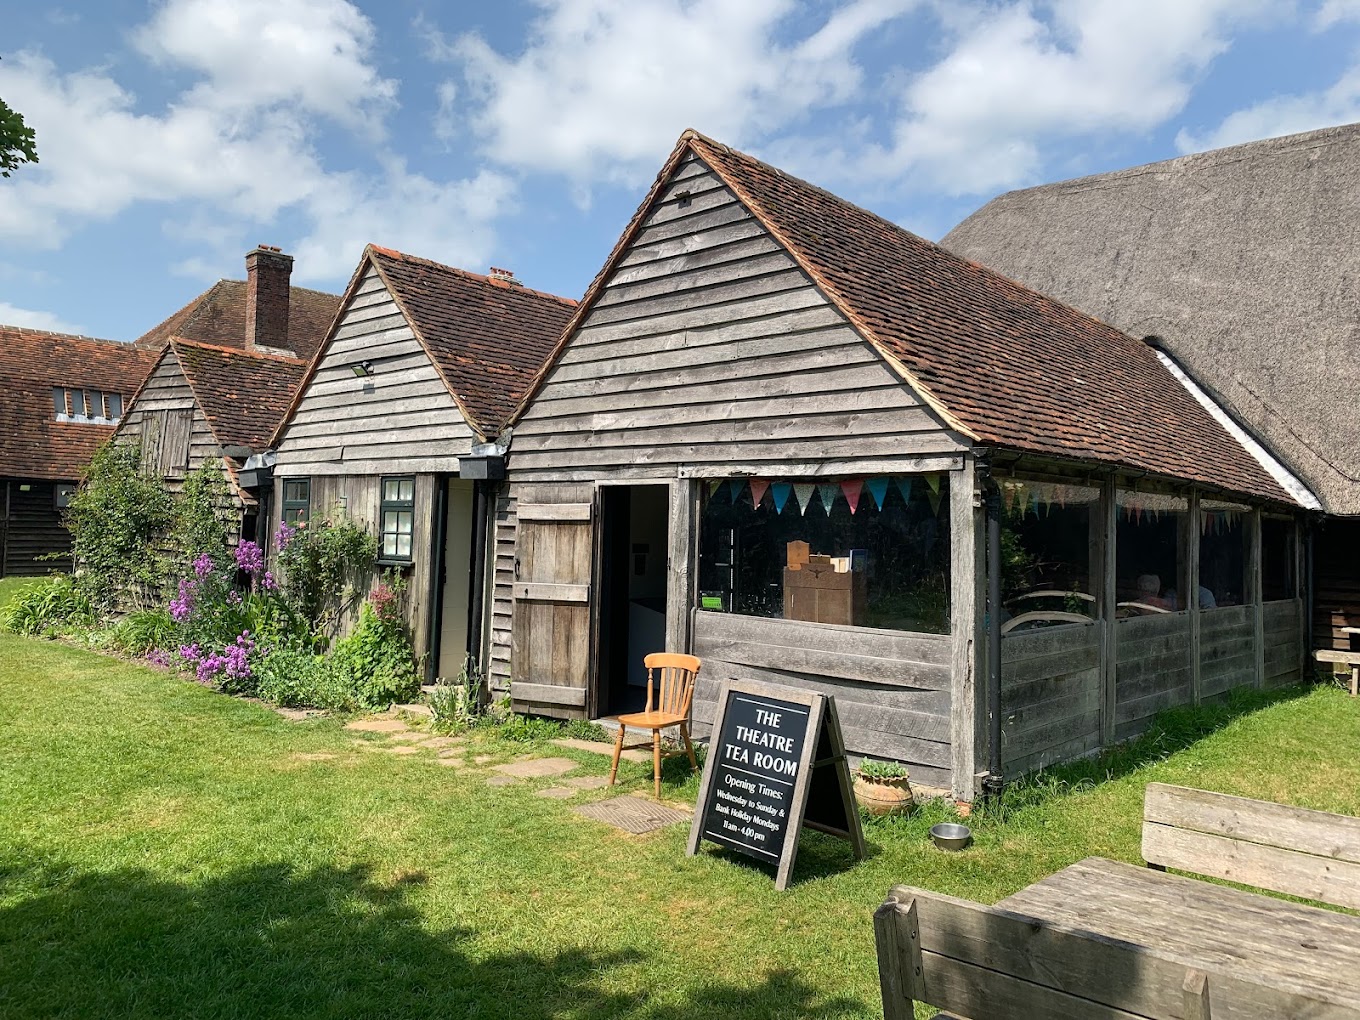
[227,590,243,606]
[169,578,197,623]
[262,570,278,592]
[277,521,296,550]
[222,631,255,680]
[179,643,202,663]
[193,554,215,578]
[146,649,172,667]
[196,653,227,682]
[234,540,265,576]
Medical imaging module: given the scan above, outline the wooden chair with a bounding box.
[1315,606,1360,696]
[607,652,701,799]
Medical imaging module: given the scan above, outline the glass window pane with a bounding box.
[70,391,85,417]
[383,534,398,558]
[383,479,399,501]
[399,479,414,502]
[382,510,397,534]
[998,479,1101,629]
[52,389,65,416]
[1199,500,1249,608]
[397,534,412,558]
[1116,489,1188,615]
[698,474,951,634]
[106,393,123,419]
[398,511,413,535]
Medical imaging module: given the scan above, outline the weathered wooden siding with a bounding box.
[273,472,439,665]
[1115,613,1192,741]
[999,623,1101,778]
[1198,605,1256,699]
[510,154,967,482]
[274,266,476,476]
[117,352,230,496]
[691,611,954,791]
[1,480,70,576]
[487,486,517,696]
[1263,598,1304,688]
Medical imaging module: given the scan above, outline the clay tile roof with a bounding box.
[170,339,307,451]
[678,132,1295,505]
[366,247,578,438]
[136,280,342,361]
[0,325,158,480]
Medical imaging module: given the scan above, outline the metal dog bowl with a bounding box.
[929,822,973,851]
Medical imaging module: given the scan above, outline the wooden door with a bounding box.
[510,501,594,717]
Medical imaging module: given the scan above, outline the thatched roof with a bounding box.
[942,122,1360,515]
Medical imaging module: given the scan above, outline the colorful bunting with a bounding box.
[866,477,889,511]
[771,482,793,513]
[927,486,943,517]
[707,479,722,498]
[894,476,914,504]
[817,483,839,514]
[749,479,770,508]
[727,479,746,504]
[840,478,863,514]
[793,483,815,515]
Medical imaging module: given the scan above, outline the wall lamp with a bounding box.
[350,361,374,377]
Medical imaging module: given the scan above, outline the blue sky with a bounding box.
[2,0,1359,342]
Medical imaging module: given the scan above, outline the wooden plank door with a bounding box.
[510,501,594,717]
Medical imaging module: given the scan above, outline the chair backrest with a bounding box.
[642,652,701,718]
[1142,782,1360,910]
[874,885,1330,1020]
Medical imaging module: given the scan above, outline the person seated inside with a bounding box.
[1133,574,1175,610]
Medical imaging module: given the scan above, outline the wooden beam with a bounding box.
[517,502,593,522]
[1188,490,1202,706]
[1250,508,1265,688]
[1100,476,1118,747]
[512,582,590,603]
[665,478,696,655]
[949,458,977,802]
[510,681,587,707]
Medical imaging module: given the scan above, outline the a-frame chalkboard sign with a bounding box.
[686,678,866,890]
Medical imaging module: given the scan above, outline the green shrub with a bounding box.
[429,656,485,731]
[488,712,566,743]
[327,602,421,709]
[169,461,236,578]
[64,443,174,612]
[108,609,176,655]
[858,758,910,780]
[0,575,94,636]
[275,513,377,642]
[562,718,611,743]
[253,646,334,708]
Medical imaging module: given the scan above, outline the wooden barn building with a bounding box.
[941,122,1360,650]
[0,327,157,576]
[497,130,1316,801]
[114,246,341,542]
[269,246,577,683]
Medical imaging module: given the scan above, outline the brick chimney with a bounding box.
[244,245,293,352]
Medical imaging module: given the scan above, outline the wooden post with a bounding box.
[1296,515,1308,681]
[1183,968,1211,1020]
[1101,476,1118,747]
[972,472,989,799]
[1250,508,1265,688]
[949,461,977,802]
[874,891,925,1020]
[1188,490,1202,705]
[0,479,10,579]
[666,478,696,654]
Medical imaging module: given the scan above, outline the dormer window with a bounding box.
[53,388,123,424]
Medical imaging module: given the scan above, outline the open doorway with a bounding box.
[437,478,477,682]
[597,484,670,716]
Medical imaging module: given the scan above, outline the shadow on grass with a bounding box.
[977,682,1315,821]
[0,858,867,1019]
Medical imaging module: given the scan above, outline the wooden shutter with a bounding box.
[511,502,594,716]
[158,411,193,478]
[140,412,165,476]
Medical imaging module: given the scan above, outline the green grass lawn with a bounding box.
[3,574,1359,1018]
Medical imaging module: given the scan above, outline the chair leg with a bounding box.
[653,729,662,800]
[608,723,626,787]
[680,722,697,771]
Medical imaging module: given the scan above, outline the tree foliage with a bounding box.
[1,62,39,179]
[170,461,236,577]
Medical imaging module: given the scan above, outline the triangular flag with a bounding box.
[894,476,913,504]
[793,483,815,515]
[707,479,722,497]
[927,486,943,516]
[771,483,792,513]
[727,479,746,504]
[840,478,863,514]
[924,472,942,495]
[749,479,770,508]
[817,483,838,514]
[866,477,890,510]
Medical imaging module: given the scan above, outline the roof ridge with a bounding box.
[170,335,306,365]
[367,244,579,307]
[0,323,127,346]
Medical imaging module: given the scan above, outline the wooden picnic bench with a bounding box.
[1314,609,1360,695]
[875,783,1360,1017]
[1142,781,1360,909]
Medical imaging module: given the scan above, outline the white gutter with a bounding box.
[1155,349,1321,510]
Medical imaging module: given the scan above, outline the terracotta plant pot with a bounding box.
[853,772,915,816]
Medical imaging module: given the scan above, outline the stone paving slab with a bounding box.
[384,731,429,743]
[345,719,410,733]
[551,737,649,764]
[435,758,468,770]
[437,747,465,759]
[493,757,579,779]
[536,787,578,799]
[573,796,690,835]
[393,703,434,719]
[486,775,519,788]
[562,776,610,790]
[418,736,465,749]
[472,755,495,765]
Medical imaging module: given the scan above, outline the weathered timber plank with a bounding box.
[517,503,592,522]
[694,610,952,664]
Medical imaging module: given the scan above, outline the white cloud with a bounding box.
[1316,0,1360,27]
[135,0,397,132]
[0,301,84,335]
[433,80,459,142]
[0,0,516,287]
[869,0,1284,194]
[442,0,915,191]
[1176,63,1360,152]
